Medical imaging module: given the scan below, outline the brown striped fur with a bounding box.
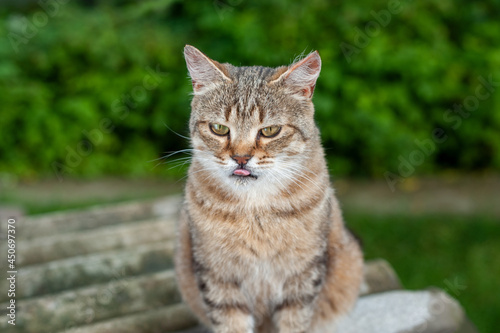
[175,45,363,333]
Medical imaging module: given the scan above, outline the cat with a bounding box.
[174,45,363,333]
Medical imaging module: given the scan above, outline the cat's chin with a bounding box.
[230,174,258,186]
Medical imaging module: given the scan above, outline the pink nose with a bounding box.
[232,155,251,165]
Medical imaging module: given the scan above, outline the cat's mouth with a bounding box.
[232,168,258,179]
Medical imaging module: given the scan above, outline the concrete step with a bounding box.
[0,270,180,333]
[0,260,399,333]
[335,289,477,333]
[1,194,476,333]
[0,241,175,302]
[170,289,478,333]
[10,196,182,240]
[56,303,198,333]
[17,217,176,266]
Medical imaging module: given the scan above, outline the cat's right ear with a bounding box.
[184,45,232,94]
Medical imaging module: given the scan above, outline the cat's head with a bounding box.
[184,45,324,196]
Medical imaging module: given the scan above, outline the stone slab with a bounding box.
[335,289,476,333]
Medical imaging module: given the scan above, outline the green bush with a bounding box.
[1,0,499,179]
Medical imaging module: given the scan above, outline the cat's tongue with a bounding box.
[233,168,251,176]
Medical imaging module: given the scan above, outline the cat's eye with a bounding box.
[260,126,281,138]
[210,123,230,136]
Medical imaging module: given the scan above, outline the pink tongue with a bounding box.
[234,169,251,176]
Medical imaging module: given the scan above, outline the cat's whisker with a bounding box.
[167,154,221,182]
[150,150,195,169]
[280,162,322,186]
[148,149,195,163]
[277,161,332,201]
[172,156,194,162]
[164,156,193,164]
[198,166,231,184]
[281,169,333,210]
[176,165,220,183]
[267,170,294,197]
[153,148,214,170]
[288,167,326,194]
[192,157,222,167]
[162,122,191,141]
[276,168,309,195]
[166,157,193,170]
[287,167,334,208]
[189,164,221,176]
[152,154,194,170]
[268,162,308,194]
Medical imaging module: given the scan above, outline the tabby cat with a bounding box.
[174,45,363,333]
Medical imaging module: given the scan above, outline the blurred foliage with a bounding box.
[1,0,499,179]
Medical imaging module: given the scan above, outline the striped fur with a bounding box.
[175,45,363,333]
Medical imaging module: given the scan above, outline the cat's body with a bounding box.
[175,45,363,333]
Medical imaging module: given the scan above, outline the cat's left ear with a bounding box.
[272,51,322,99]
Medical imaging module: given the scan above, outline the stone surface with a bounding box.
[359,258,402,295]
[174,290,477,333]
[335,289,476,333]
[0,260,400,333]
[17,217,176,266]
[0,195,476,333]
[0,271,181,333]
[0,241,175,302]
[57,303,198,333]
[16,196,182,239]
[2,243,390,304]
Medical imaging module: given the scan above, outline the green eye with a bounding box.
[260,126,281,137]
[210,123,230,136]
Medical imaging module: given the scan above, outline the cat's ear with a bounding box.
[272,51,321,99]
[184,45,232,94]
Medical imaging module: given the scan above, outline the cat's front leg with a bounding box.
[272,297,317,333]
[206,306,254,333]
[272,251,327,333]
[196,271,254,333]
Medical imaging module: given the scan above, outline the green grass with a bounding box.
[345,211,500,332]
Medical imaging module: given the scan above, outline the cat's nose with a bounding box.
[232,155,252,166]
